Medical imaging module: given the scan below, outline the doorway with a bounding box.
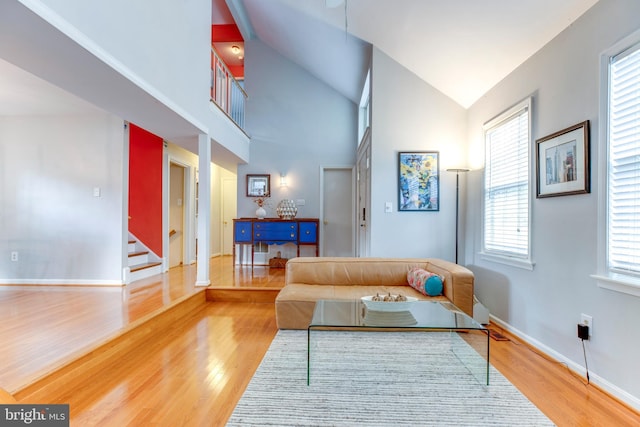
[321,167,355,256]
[169,162,186,268]
[222,177,237,255]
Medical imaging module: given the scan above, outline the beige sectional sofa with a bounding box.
[275,257,474,329]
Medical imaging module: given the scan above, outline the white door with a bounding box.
[169,163,185,268]
[222,177,237,255]
[356,134,371,257]
[322,168,354,256]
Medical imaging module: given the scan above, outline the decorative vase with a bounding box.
[255,206,267,219]
[276,199,297,219]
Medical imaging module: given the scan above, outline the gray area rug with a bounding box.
[227,330,555,426]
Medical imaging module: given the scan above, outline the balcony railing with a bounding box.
[211,47,247,130]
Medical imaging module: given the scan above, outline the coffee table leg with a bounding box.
[307,327,311,386]
[485,328,490,386]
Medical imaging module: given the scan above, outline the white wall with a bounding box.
[0,112,126,284]
[31,0,211,128]
[465,0,640,407]
[369,48,468,259]
[239,39,357,260]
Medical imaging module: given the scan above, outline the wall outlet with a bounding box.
[11,251,18,262]
[580,313,593,337]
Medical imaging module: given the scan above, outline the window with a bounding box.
[482,98,533,269]
[608,44,640,275]
[594,30,640,297]
[358,69,371,144]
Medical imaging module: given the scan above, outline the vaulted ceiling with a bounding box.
[223,0,600,107]
[0,1,600,123]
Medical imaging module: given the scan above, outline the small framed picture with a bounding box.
[398,151,440,211]
[536,121,590,198]
[246,174,270,197]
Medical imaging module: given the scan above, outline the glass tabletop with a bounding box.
[310,299,486,330]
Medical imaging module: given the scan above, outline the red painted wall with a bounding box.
[128,123,163,256]
[211,24,242,43]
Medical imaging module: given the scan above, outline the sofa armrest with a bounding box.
[425,259,474,317]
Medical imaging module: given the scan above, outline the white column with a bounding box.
[196,133,211,286]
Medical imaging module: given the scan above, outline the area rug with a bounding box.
[227,330,554,426]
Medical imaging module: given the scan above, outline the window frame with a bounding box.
[480,97,534,271]
[592,29,640,298]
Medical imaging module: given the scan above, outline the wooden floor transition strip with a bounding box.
[205,287,280,303]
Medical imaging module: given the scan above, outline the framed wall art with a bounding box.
[398,151,440,211]
[536,120,590,198]
[246,174,270,197]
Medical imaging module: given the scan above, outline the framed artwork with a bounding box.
[398,151,440,211]
[246,174,270,197]
[536,120,590,198]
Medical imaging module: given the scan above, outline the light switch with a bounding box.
[93,187,101,197]
[385,202,392,213]
[296,199,306,206]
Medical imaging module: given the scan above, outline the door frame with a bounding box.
[164,154,195,271]
[221,177,237,256]
[356,128,372,257]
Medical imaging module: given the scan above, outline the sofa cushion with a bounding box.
[407,267,443,296]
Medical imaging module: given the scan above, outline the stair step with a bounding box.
[130,261,162,273]
[128,251,149,258]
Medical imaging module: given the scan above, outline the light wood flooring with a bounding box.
[1,256,639,426]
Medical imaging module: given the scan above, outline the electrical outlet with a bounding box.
[580,314,593,337]
[11,251,18,262]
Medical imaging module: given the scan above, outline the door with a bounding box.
[356,133,371,257]
[321,168,354,256]
[222,177,237,255]
[169,163,185,268]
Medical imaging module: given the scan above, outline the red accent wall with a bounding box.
[211,24,243,43]
[227,64,244,79]
[129,123,163,256]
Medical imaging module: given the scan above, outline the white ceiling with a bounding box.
[233,0,600,107]
[0,0,600,124]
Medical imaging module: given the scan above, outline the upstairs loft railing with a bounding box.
[211,47,247,130]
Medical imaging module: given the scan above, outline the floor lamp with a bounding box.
[446,168,470,264]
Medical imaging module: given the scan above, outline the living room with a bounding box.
[1,0,640,424]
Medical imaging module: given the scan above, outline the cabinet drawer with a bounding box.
[254,221,297,241]
[234,221,253,243]
[298,221,318,243]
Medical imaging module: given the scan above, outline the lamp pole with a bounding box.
[446,168,470,264]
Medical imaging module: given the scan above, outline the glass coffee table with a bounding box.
[307,299,489,385]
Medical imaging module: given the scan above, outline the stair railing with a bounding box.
[211,47,247,130]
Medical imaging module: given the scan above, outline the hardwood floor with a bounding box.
[1,256,639,426]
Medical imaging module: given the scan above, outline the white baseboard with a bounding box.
[0,279,124,286]
[490,315,640,412]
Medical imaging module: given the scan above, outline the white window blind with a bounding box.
[608,44,640,275]
[484,103,530,258]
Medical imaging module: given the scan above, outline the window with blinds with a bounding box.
[608,43,640,275]
[483,100,531,259]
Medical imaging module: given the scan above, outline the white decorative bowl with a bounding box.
[361,295,417,312]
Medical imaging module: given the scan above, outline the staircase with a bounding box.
[127,236,163,283]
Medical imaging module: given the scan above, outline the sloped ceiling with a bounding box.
[230,0,600,107]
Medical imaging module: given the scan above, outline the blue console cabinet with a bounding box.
[233,218,319,266]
